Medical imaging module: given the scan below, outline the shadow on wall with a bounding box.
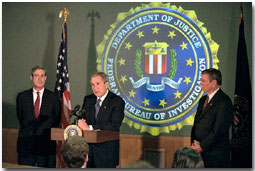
[43,12,56,91]
[2,101,19,129]
[85,10,100,96]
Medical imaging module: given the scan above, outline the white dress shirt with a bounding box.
[33,88,44,109]
[207,88,219,103]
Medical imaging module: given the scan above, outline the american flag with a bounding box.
[55,22,71,168]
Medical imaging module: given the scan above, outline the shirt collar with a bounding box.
[208,88,219,102]
[33,88,44,94]
[97,90,108,102]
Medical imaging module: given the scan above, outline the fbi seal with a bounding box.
[97,2,219,135]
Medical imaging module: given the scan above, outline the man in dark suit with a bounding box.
[191,68,233,168]
[16,65,61,167]
[78,72,125,168]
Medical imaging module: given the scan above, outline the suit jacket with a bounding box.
[191,89,233,168]
[81,91,125,168]
[16,88,61,156]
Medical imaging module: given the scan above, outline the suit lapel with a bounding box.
[196,96,207,120]
[197,89,222,121]
[39,89,49,118]
[96,91,111,120]
[88,96,97,123]
[28,89,35,117]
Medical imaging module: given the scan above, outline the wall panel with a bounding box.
[120,134,190,168]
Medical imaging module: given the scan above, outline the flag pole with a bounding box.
[59,8,70,42]
[55,8,71,168]
[238,3,243,27]
[59,8,70,23]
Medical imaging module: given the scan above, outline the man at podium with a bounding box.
[78,72,125,168]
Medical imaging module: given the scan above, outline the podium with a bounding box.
[51,128,119,143]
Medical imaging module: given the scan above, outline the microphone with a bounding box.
[77,108,87,119]
[71,105,80,115]
[70,105,81,124]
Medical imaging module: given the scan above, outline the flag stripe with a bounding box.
[157,54,162,74]
[153,54,157,75]
[149,54,153,74]
[145,54,167,75]
[145,54,149,74]
[162,54,167,73]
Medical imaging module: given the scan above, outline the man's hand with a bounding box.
[78,119,89,130]
[191,140,203,153]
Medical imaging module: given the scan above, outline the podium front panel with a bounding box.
[51,128,119,143]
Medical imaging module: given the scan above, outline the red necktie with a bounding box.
[203,95,209,110]
[34,92,40,119]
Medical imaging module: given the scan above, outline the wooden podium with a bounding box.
[51,128,119,143]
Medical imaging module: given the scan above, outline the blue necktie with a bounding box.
[95,98,101,119]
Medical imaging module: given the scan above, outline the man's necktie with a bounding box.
[203,95,209,111]
[95,98,101,119]
[34,92,40,119]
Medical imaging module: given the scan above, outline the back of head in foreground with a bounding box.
[172,147,204,168]
[61,135,89,168]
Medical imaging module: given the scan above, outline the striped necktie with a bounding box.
[95,98,101,119]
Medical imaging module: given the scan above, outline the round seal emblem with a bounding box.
[97,2,219,135]
[232,95,251,149]
[64,125,83,140]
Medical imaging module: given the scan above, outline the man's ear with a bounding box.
[213,80,217,86]
[81,155,89,168]
[30,75,33,80]
[105,81,109,88]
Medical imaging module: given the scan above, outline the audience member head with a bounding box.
[172,147,204,168]
[61,135,89,168]
[125,160,155,168]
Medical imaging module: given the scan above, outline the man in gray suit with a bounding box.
[191,68,233,168]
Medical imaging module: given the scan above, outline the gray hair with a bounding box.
[31,65,47,76]
[202,68,222,85]
[91,72,108,83]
